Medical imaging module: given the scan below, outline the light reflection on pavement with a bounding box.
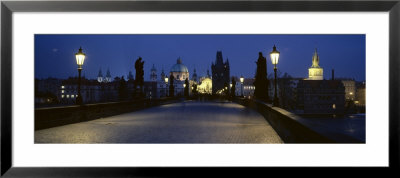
[35,101,283,143]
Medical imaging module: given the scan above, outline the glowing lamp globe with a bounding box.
[75,47,86,69]
[270,45,280,65]
[240,76,244,83]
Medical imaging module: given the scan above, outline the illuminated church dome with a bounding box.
[170,58,189,73]
[170,58,189,81]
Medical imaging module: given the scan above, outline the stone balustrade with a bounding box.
[35,98,177,130]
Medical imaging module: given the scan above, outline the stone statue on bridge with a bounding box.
[134,57,145,98]
[254,52,270,102]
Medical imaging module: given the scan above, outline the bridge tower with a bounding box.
[211,51,230,94]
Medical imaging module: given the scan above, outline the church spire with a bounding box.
[308,48,323,80]
[312,48,320,67]
[192,67,198,82]
[160,67,165,81]
[97,68,103,77]
[150,64,157,81]
[105,68,112,82]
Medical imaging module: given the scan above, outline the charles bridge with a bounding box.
[35,96,363,143]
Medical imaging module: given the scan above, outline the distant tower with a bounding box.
[105,68,112,82]
[308,48,323,80]
[192,68,198,82]
[160,67,165,81]
[97,68,103,83]
[207,69,211,78]
[150,64,157,81]
[128,71,134,81]
[211,51,230,94]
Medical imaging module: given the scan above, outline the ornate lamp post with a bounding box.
[75,47,85,105]
[164,76,169,97]
[270,45,280,107]
[240,75,244,97]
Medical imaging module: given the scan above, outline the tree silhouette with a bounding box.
[254,52,269,102]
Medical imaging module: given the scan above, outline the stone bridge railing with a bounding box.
[233,98,361,143]
[35,97,178,130]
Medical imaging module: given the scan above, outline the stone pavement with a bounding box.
[35,101,283,143]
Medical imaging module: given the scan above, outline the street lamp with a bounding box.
[75,47,85,105]
[240,75,244,97]
[164,76,169,97]
[270,45,280,107]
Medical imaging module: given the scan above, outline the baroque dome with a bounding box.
[170,58,189,73]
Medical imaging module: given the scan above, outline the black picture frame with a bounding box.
[1,0,399,177]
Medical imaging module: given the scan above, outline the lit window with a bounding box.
[66,95,70,98]
[61,90,64,93]
[61,86,65,89]
[61,95,64,98]
[71,95,74,98]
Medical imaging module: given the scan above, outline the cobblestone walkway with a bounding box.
[35,101,283,143]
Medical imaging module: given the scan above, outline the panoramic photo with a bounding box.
[34,34,366,143]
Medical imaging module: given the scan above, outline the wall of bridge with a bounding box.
[35,98,177,130]
[234,98,359,143]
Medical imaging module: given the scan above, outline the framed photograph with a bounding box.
[1,0,399,176]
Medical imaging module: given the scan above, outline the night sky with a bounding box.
[35,34,365,81]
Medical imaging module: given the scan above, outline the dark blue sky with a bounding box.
[35,34,365,81]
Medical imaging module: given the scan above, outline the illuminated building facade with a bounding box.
[297,80,345,114]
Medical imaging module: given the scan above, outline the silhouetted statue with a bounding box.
[169,75,175,97]
[254,52,269,102]
[224,82,229,97]
[184,78,189,98]
[192,83,198,98]
[134,57,145,98]
[118,76,128,101]
[231,77,236,98]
